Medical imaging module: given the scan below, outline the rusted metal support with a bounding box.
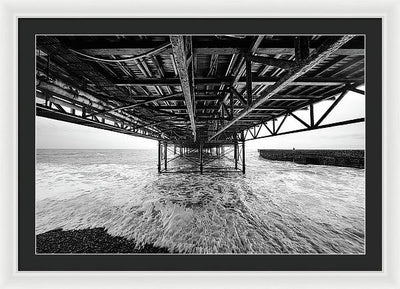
[208,35,354,141]
[200,143,204,174]
[170,36,197,141]
[229,93,234,120]
[294,36,310,61]
[246,117,365,141]
[241,132,246,174]
[164,141,168,171]
[115,76,362,87]
[248,55,295,70]
[316,88,349,126]
[290,112,310,128]
[246,57,252,107]
[88,92,183,118]
[272,118,276,134]
[158,140,161,173]
[78,46,364,57]
[46,55,51,80]
[310,103,315,127]
[230,87,246,105]
[234,135,238,170]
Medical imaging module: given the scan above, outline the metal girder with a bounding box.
[170,36,197,141]
[87,92,183,118]
[241,84,364,141]
[208,35,355,141]
[294,36,310,61]
[245,118,365,141]
[230,87,247,105]
[115,76,362,87]
[247,55,296,70]
[78,47,364,57]
[148,105,290,110]
[37,104,162,141]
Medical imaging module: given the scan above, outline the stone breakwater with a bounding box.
[258,149,364,169]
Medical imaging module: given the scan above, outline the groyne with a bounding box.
[258,149,364,169]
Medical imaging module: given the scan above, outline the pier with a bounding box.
[35,35,365,173]
[259,149,364,169]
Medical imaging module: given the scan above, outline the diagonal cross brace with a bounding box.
[208,35,355,141]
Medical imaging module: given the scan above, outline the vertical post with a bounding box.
[246,57,252,107]
[310,103,314,128]
[272,118,276,134]
[174,145,177,155]
[234,141,238,170]
[200,143,203,174]
[46,55,51,80]
[229,93,234,120]
[158,140,161,173]
[294,36,310,61]
[241,132,246,174]
[180,146,183,156]
[164,141,168,171]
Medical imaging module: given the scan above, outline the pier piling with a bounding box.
[35,35,365,175]
[164,141,168,171]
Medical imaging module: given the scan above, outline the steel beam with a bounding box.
[246,57,252,107]
[164,141,168,171]
[158,140,162,173]
[246,117,365,141]
[170,36,197,141]
[115,76,361,87]
[315,88,349,126]
[78,47,364,56]
[200,143,204,174]
[88,92,183,117]
[208,35,355,141]
[241,132,246,174]
[248,55,295,70]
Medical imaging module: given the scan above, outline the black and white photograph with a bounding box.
[34,34,367,255]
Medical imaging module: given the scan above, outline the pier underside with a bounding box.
[36,34,365,173]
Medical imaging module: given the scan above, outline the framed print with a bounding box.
[17,17,381,271]
[1,0,398,286]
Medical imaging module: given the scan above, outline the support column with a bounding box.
[234,139,238,170]
[246,57,252,107]
[200,143,203,174]
[158,140,161,173]
[164,141,168,171]
[174,145,177,155]
[241,132,246,174]
[310,103,315,128]
[180,146,183,156]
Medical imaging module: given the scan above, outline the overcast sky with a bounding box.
[36,89,365,150]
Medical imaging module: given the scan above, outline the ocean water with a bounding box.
[36,149,365,254]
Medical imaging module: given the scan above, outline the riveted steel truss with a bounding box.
[36,34,365,174]
[157,141,245,174]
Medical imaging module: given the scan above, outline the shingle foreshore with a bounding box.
[36,228,170,254]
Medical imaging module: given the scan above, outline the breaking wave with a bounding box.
[36,149,365,254]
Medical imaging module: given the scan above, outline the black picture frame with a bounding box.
[18,18,382,271]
